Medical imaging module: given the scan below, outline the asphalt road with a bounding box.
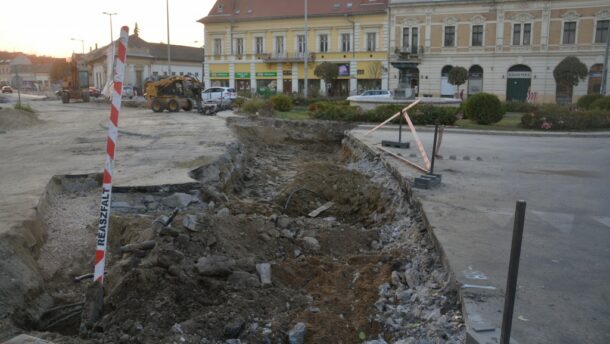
[352,126,610,344]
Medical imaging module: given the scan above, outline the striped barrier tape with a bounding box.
[403,111,431,171]
[94,26,129,283]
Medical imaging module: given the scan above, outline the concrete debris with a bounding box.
[224,319,245,339]
[256,263,272,285]
[288,322,306,344]
[196,255,235,277]
[182,214,200,232]
[301,237,320,252]
[162,192,193,209]
[216,207,230,217]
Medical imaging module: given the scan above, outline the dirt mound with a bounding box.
[0,108,43,130]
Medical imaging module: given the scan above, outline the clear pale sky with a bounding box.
[0,0,217,58]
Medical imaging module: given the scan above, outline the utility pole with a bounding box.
[303,0,308,98]
[166,0,172,75]
[102,12,117,45]
[601,25,610,95]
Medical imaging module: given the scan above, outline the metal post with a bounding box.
[429,123,439,175]
[398,111,403,143]
[16,67,21,107]
[303,0,308,98]
[166,0,172,75]
[500,200,527,344]
[601,25,610,95]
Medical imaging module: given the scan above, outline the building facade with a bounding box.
[199,0,389,96]
[86,34,204,91]
[0,53,64,92]
[388,0,610,102]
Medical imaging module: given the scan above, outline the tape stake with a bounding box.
[403,111,431,171]
[93,26,129,284]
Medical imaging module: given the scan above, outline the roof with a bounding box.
[87,34,203,63]
[199,0,388,24]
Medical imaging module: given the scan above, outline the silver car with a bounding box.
[347,89,393,101]
[201,87,237,109]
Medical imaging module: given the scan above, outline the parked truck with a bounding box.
[57,55,90,104]
[145,75,217,115]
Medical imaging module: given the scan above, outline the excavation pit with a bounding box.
[2,118,464,344]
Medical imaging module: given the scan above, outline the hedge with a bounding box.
[590,96,610,111]
[576,94,603,110]
[240,98,275,116]
[270,94,293,112]
[307,101,457,124]
[521,104,610,130]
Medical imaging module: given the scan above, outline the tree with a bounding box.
[553,56,587,103]
[448,66,468,95]
[314,62,338,95]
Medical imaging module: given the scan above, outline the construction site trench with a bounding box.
[3,117,465,344]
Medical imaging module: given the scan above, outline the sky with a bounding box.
[0,0,217,58]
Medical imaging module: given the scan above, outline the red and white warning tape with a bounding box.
[94,26,129,283]
[403,112,431,171]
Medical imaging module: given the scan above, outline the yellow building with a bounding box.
[199,0,389,96]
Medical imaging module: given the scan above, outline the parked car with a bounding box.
[122,85,134,99]
[201,87,237,109]
[88,87,101,98]
[346,89,393,101]
[1,86,13,94]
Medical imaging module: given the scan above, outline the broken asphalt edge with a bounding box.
[344,131,506,344]
[356,124,610,138]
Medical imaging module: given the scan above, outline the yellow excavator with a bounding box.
[145,75,217,115]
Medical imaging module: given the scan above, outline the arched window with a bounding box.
[468,65,483,95]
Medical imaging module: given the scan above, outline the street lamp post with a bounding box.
[194,41,205,84]
[71,38,85,55]
[601,25,610,95]
[102,12,117,44]
[166,0,172,75]
[303,0,308,98]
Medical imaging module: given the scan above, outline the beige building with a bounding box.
[388,0,610,102]
[199,0,389,97]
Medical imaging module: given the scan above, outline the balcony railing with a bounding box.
[392,46,423,62]
[261,52,316,63]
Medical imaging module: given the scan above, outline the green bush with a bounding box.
[576,94,603,110]
[521,104,610,130]
[269,94,293,112]
[14,103,34,113]
[590,96,610,111]
[410,105,458,125]
[464,93,505,124]
[308,101,361,121]
[233,97,247,109]
[503,101,538,113]
[240,98,275,116]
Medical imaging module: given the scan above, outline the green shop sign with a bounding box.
[210,72,229,78]
[235,72,251,78]
[255,72,277,77]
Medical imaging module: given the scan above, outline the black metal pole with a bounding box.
[429,123,439,175]
[500,200,527,344]
[398,111,403,143]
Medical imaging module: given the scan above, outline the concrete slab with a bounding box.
[1,335,53,344]
[0,99,236,236]
[351,125,610,344]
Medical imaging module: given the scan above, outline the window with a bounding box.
[513,23,531,45]
[402,27,418,53]
[214,38,222,55]
[275,36,284,55]
[472,25,483,46]
[523,23,531,45]
[297,35,305,54]
[595,20,609,43]
[341,33,351,52]
[255,37,264,54]
[366,32,376,52]
[319,34,328,52]
[563,22,576,44]
[235,38,244,55]
[444,26,455,47]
